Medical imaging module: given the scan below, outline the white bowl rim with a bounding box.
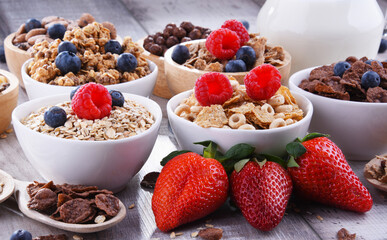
[22,58,158,89]
[167,89,313,134]
[12,93,162,145]
[289,66,387,106]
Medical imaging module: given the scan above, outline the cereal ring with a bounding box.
[183,113,196,122]
[261,103,275,115]
[274,113,285,119]
[275,104,293,113]
[223,125,231,129]
[228,113,246,129]
[190,105,203,113]
[269,118,286,129]
[268,94,285,106]
[238,124,255,130]
[285,118,294,125]
[174,104,190,116]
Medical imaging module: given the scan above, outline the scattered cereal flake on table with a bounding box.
[170,232,176,239]
[0,133,7,139]
[175,232,183,237]
[198,227,223,240]
[94,215,106,224]
[191,232,199,238]
[5,128,13,133]
[337,228,356,240]
[205,224,214,228]
[128,203,135,209]
[73,235,83,240]
[316,215,324,221]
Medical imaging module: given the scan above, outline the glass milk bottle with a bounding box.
[257,0,384,74]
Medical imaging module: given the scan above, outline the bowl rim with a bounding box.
[0,69,19,95]
[22,58,158,89]
[12,92,162,144]
[4,32,31,55]
[167,88,313,134]
[289,66,387,106]
[164,39,292,75]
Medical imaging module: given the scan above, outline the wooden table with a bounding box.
[1,0,387,239]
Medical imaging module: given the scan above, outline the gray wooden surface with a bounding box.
[1,0,387,239]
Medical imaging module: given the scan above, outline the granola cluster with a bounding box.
[27,22,150,86]
[183,34,286,72]
[175,78,304,130]
[22,99,154,141]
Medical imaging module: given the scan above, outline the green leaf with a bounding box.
[234,159,250,172]
[286,142,306,159]
[194,140,213,147]
[160,150,191,166]
[258,153,286,169]
[203,141,219,159]
[301,132,330,142]
[218,143,255,162]
[287,156,300,168]
[257,159,267,168]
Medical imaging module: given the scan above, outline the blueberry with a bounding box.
[0,45,5,63]
[171,44,190,64]
[47,23,66,40]
[333,61,351,77]
[236,46,256,68]
[10,229,32,240]
[225,60,247,72]
[44,106,67,128]
[55,51,81,75]
[378,39,387,53]
[58,41,77,54]
[117,53,137,72]
[109,90,125,107]
[365,59,382,66]
[104,40,122,54]
[361,71,380,89]
[70,85,81,100]
[240,20,250,31]
[25,18,41,32]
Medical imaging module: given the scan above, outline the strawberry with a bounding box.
[231,159,292,231]
[286,133,373,212]
[152,152,229,232]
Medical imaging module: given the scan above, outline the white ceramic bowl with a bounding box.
[12,93,162,192]
[289,67,387,160]
[22,58,158,100]
[167,90,313,157]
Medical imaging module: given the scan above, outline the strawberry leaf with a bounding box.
[258,153,287,169]
[218,143,255,162]
[203,141,219,159]
[234,159,250,172]
[286,142,306,159]
[161,150,191,166]
[287,156,300,168]
[257,159,267,168]
[301,132,329,142]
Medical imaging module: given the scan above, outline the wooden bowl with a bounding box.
[0,69,19,133]
[4,33,32,89]
[137,38,172,99]
[164,39,292,96]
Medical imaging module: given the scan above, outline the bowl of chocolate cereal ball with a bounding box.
[21,22,158,100]
[167,69,312,157]
[0,70,19,134]
[12,83,162,192]
[4,13,117,88]
[164,19,291,96]
[289,56,387,160]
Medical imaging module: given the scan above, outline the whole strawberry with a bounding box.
[231,160,292,231]
[152,152,229,232]
[286,133,373,212]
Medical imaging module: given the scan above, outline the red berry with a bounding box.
[221,19,250,46]
[244,64,281,100]
[195,72,233,106]
[205,28,240,60]
[71,82,112,120]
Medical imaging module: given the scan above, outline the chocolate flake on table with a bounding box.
[33,234,68,240]
[198,227,223,240]
[364,155,387,183]
[140,171,160,189]
[337,228,356,240]
[27,181,121,224]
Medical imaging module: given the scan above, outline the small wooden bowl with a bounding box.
[137,38,172,99]
[164,39,292,96]
[4,33,32,89]
[0,69,19,133]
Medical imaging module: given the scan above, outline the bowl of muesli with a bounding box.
[0,70,19,134]
[167,76,312,157]
[21,22,157,100]
[12,89,162,192]
[289,56,387,160]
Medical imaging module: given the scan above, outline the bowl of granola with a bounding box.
[12,85,162,192]
[289,56,387,160]
[0,70,19,134]
[164,35,291,96]
[4,13,117,88]
[167,74,312,157]
[21,22,157,100]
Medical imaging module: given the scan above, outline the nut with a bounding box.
[44,21,68,30]
[15,23,26,36]
[102,21,117,39]
[13,33,27,43]
[41,16,66,27]
[77,13,95,27]
[26,28,47,40]
[27,34,47,45]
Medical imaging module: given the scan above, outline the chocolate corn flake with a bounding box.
[60,199,94,223]
[95,194,120,217]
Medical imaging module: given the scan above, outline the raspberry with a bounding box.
[221,19,250,46]
[194,72,233,106]
[244,64,281,100]
[205,28,240,60]
[71,82,112,120]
